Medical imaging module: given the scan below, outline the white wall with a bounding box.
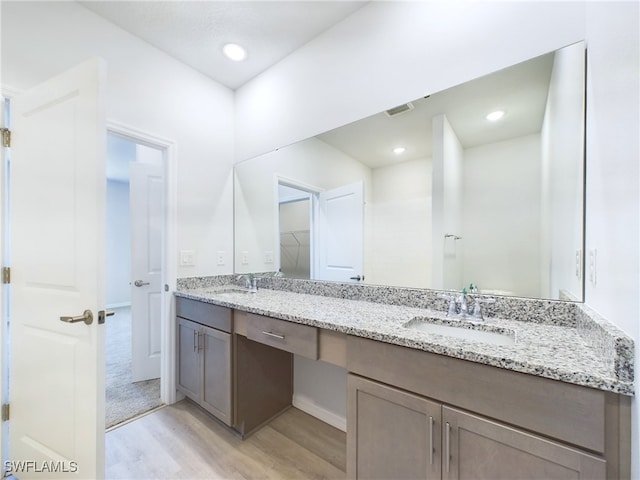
[106,180,131,307]
[1,1,235,279]
[463,134,542,297]
[369,158,432,288]
[541,42,586,300]
[235,3,637,473]
[584,3,640,477]
[293,356,346,431]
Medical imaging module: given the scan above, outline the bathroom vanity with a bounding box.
[175,278,633,479]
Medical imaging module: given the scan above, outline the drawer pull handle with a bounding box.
[445,422,451,473]
[262,331,285,340]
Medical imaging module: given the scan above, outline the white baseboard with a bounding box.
[292,393,346,432]
[106,302,132,309]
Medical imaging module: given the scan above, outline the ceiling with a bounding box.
[87,1,556,170]
[80,1,368,90]
[317,51,554,169]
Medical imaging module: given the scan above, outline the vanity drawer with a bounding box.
[176,296,232,333]
[246,313,318,360]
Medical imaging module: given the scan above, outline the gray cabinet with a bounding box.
[348,374,441,479]
[176,298,232,426]
[347,336,629,478]
[348,374,606,480]
[177,317,201,399]
[200,325,232,424]
[442,406,606,480]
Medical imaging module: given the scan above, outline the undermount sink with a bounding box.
[210,286,255,295]
[404,317,516,346]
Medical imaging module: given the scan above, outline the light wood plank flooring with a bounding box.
[106,400,346,479]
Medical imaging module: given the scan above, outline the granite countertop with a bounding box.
[175,285,634,396]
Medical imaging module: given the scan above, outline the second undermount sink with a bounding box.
[404,317,516,346]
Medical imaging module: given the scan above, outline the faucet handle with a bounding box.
[437,293,458,316]
[470,297,496,320]
[471,299,483,320]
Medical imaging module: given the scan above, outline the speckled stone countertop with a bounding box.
[175,277,634,396]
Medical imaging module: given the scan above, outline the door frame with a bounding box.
[107,121,177,405]
[0,87,19,471]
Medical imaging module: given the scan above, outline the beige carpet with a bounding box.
[106,307,162,429]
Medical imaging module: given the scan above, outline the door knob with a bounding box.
[60,309,93,325]
[134,280,150,287]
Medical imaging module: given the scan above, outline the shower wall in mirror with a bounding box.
[234,41,586,301]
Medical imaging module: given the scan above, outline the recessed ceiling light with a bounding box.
[393,146,406,155]
[486,110,505,122]
[222,43,247,62]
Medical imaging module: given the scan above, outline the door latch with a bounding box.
[98,310,115,325]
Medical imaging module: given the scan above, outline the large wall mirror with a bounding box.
[234,41,586,301]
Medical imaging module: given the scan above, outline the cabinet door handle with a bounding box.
[193,330,198,352]
[428,416,434,466]
[261,331,285,340]
[197,332,204,351]
[445,422,451,473]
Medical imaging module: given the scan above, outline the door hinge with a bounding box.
[1,128,10,148]
[1,404,9,421]
[2,267,9,284]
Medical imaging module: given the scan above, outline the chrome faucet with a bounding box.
[439,284,494,321]
[438,292,470,318]
[457,292,471,317]
[237,274,259,292]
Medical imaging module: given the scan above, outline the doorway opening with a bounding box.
[105,132,164,428]
[278,183,313,279]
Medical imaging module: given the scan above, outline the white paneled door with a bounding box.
[9,59,106,479]
[130,160,163,382]
[316,181,364,282]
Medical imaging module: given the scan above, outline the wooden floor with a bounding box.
[106,400,346,479]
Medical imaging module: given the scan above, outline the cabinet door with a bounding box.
[202,325,233,426]
[347,374,441,480]
[177,317,201,399]
[442,406,606,480]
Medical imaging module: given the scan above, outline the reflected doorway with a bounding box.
[276,179,365,283]
[278,184,312,279]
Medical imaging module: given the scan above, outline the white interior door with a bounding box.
[9,58,106,479]
[316,181,364,282]
[130,160,163,382]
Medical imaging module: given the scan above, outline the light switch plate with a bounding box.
[241,251,249,265]
[180,250,195,266]
[216,251,225,266]
[588,249,597,286]
[575,249,582,279]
